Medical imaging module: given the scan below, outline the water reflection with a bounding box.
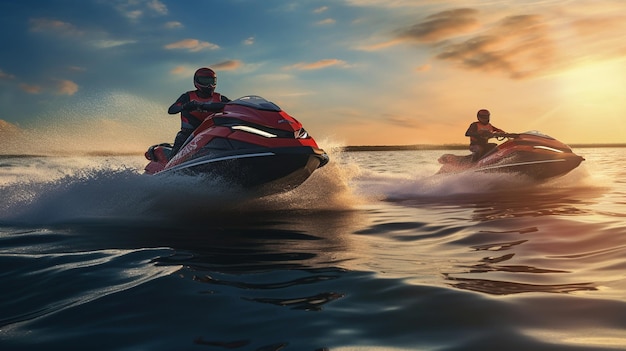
[246,291,345,311]
[388,181,604,221]
[60,205,366,273]
[444,224,603,295]
[192,271,342,291]
[444,275,597,295]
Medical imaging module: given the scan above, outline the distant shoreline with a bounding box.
[342,143,626,152]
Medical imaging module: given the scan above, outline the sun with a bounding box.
[550,59,626,143]
[557,60,626,107]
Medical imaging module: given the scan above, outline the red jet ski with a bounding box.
[144,95,329,196]
[437,131,584,180]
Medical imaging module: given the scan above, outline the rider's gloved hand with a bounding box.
[182,101,200,111]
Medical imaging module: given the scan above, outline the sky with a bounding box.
[1,0,626,153]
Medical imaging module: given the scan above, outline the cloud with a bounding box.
[91,39,137,49]
[316,18,336,25]
[358,38,404,51]
[211,60,243,71]
[114,0,168,20]
[358,8,479,51]
[164,39,220,52]
[19,83,41,94]
[243,36,255,45]
[29,18,82,36]
[398,8,480,43]
[345,0,431,7]
[414,64,431,72]
[435,14,556,79]
[146,0,168,15]
[56,80,79,95]
[12,77,78,95]
[170,66,191,76]
[124,10,143,20]
[284,59,349,70]
[314,6,329,14]
[165,21,183,29]
[28,16,136,51]
[567,14,626,62]
[380,9,560,79]
[571,16,625,37]
[68,66,86,72]
[385,114,421,128]
[0,69,15,80]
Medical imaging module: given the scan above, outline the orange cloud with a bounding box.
[284,59,348,70]
[386,9,560,80]
[358,38,404,51]
[210,60,243,71]
[398,8,480,43]
[571,16,625,37]
[19,83,41,94]
[358,8,479,51]
[170,66,190,75]
[56,80,79,95]
[414,64,431,72]
[164,39,219,52]
[435,14,556,79]
[384,113,421,129]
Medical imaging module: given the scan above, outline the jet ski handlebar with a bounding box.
[181,101,226,112]
[197,102,226,112]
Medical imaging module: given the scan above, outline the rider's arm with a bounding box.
[492,125,505,134]
[168,94,190,114]
[465,123,479,137]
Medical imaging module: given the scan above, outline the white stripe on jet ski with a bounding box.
[477,158,565,172]
[162,152,276,174]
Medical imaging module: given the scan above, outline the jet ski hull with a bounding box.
[438,131,584,180]
[162,146,328,195]
[471,152,584,180]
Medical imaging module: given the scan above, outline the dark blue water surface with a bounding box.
[1,149,626,350]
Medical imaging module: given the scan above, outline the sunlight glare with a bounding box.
[557,60,626,108]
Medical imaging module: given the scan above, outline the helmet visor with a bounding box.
[196,76,217,86]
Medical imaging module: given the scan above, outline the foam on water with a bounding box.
[0,144,362,225]
[353,160,598,203]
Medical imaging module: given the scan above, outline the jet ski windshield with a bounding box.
[230,95,282,112]
[523,130,555,140]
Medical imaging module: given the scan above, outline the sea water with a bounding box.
[1,147,625,350]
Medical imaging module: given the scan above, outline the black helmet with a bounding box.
[477,109,490,124]
[194,67,217,95]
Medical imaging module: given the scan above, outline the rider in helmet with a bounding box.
[465,109,506,162]
[167,67,231,157]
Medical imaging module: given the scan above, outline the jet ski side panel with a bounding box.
[160,146,327,195]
